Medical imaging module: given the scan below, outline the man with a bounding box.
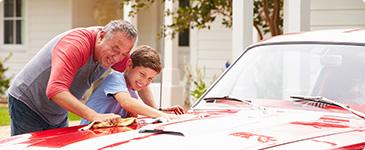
[7,20,162,135]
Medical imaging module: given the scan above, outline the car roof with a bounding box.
[257,28,365,45]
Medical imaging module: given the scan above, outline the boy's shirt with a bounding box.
[80,70,138,125]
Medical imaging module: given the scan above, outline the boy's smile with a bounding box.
[125,66,158,91]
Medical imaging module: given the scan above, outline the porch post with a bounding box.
[161,0,184,107]
[232,0,253,60]
[283,0,310,33]
[123,1,138,26]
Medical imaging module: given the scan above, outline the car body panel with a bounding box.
[1,104,365,149]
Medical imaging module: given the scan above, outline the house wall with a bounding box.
[1,0,102,78]
[190,18,232,84]
[71,0,98,28]
[310,0,365,30]
[137,1,162,53]
[1,0,73,77]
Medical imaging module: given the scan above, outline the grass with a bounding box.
[0,106,80,126]
[0,106,10,126]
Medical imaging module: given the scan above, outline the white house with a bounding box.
[1,0,365,107]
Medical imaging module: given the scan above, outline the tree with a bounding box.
[121,0,283,40]
[0,54,11,97]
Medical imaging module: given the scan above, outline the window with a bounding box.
[178,0,189,46]
[3,0,23,45]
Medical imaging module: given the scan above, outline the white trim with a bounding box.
[123,1,138,27]
[0,0,26,51]
[232,0,253,60]
[189,28,198,72]
[283,0,311,33]
[161,0,184,107]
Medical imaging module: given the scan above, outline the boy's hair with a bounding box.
[130,45,162,73]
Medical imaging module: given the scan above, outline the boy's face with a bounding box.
[125,66,158,91]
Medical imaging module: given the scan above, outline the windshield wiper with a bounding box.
[203,96,266,112]
[139,129,184,136]
[203,96,251,103]
[290,95,365,121]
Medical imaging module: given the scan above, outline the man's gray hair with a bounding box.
[103,19,138,42]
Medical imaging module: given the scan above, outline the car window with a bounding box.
[196,43,365,108]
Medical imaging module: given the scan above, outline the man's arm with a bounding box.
[138,87,158,109]
[52,91,121,123]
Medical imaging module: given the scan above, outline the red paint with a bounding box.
[0,136,22,144]
[343,28,364,33]
[333,142,365,149]
[96,110,237,148]
[15,124,142,148]
[230,132,276,143]
[319,116,349,123]
[290,116,350,128]
[290,121,349,128]
[312,139,337,146]
[98,133,159,150]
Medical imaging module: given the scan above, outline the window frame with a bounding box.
[0,0,26,51]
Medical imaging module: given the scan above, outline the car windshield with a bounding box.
[195,43,365,108]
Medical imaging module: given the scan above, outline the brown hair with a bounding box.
[130,45,162,73]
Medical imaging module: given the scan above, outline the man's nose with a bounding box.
[110,55,119,64]
[113,54,124,62]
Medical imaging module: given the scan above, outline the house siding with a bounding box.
[0,0,72,77]
[2,0,100,78]
[310,0,365,30]
[190,18,232,83]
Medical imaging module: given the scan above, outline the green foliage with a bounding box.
[0,106,10,126]
[0,106,80,126]
[191,79,207,100]
[185,66,207,101]
[120,0,283,39]
[68,112,81,121]
[0,53,12,96]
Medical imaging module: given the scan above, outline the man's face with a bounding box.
[94,31,134,68]
[125,66,158,91]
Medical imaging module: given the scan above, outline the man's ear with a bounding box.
[97,31,105,43]
[126,58,133,69]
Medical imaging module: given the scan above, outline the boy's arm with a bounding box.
[114,92,166,118]
[137,87,158,109]
[138,87,185,114]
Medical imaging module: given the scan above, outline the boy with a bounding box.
[81,45,184,124]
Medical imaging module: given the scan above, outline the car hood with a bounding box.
[1,108,365,150]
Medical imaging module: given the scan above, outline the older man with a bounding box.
[8,20,141,135]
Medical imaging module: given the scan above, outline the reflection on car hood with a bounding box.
[0,108,365,149]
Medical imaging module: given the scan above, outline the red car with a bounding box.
[1,29,365,149]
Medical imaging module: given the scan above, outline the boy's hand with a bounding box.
[161,105,185,115]
[160,113,182,121]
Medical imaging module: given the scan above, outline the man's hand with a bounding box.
[161,105,185,115]
[92,113,122,125]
